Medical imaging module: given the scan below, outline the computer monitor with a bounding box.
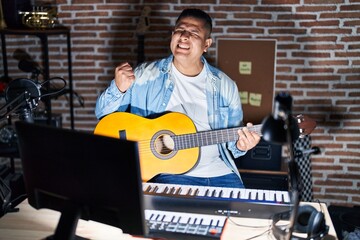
[15,121,147,240]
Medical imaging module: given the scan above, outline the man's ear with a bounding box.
[204,38,213,52]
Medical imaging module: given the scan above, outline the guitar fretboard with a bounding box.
[173,125,263,150]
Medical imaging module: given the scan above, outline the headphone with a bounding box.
[272,204,329,240]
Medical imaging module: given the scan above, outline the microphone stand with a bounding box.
[284,113,302,240]
[0,91,35,123]
[261,92,302,240]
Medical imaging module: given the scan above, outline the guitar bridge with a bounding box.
[119,130,127,140]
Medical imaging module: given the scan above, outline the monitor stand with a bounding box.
[46,202,89,240]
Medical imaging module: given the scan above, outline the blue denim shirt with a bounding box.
[95,55,246,179]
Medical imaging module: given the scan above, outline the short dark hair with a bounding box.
[176,8,213,37]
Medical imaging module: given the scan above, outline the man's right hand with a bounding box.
[115,62,135,93]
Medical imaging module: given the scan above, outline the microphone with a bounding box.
[295,146,321,158]
[273,92,293,121]
[261,92,300,144]
[4,78,41,123]
[18,59,42,76]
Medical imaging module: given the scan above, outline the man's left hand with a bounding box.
[236,123,261,151]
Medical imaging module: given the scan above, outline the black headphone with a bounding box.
[272,204,329,240]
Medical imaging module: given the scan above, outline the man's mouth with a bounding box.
[177,43,190,50]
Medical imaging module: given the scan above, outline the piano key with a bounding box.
[201,216,212,226]
[257,190,264,201]
[239,189,248,199]
[143,182,292,219]
[283,191,290,203]
[163,213,173,222]
[177,185,192,196]
[144,182,291,203]
[267,190,276,201]
[276,191,284,202]
[249,189,257,200]
[196,186,207,197]
[221,188,232,198]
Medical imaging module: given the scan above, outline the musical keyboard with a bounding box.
[146,209,226,239]
[143,182,293,219]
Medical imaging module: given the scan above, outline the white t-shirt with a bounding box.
[166,63,232,177]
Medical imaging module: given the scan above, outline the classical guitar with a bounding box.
[94,112,316,181]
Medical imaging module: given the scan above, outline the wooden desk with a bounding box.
[0,200,337,240]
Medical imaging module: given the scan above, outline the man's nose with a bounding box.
[180,30,191,38]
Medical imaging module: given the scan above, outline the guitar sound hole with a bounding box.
[154,134,174,155]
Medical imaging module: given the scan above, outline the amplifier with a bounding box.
[236,138,282,171]
[240,172,288,191]
[34,114,62,128]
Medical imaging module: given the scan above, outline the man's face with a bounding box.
[170,16,212,64]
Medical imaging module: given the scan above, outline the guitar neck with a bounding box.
[173,124,263,150]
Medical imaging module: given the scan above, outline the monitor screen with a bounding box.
[15,121,147,239]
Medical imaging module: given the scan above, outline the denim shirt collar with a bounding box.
[160,55,218,83]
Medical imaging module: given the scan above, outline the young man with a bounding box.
[95,9,260,188]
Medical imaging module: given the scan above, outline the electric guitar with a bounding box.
[94,112,316,181]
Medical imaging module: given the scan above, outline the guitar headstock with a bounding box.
[295,114,317,138]
[136,6,151,36]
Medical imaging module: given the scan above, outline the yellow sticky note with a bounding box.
[239,91,248,104]
[239,61,252,75]
[249,93,262,107]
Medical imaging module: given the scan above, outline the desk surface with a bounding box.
[0,200,337,240]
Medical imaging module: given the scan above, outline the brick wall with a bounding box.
[1,0,359,206]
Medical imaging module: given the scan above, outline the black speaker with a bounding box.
[2,0,32,28]
[272,204,329,240]
[236,138,282,171]
[34,113,62,128]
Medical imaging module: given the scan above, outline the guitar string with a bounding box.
[134,125,263,155]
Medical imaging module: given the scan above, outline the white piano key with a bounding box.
[195,186,207,196]
[218,218,226,227]
[177,185,192,195]
[144,210,152,220]
[142,182,151,192]
[150,213,159,221]
[268,190,276,201]
[200,216,212,225]
[239,189,248,199]
[194,217,201,225]
[163,213,173,222]
[172,215,180,223]
[275,191,284,202]
[264,190,270,201]
[221,188,232,198]
[231,189,240,199]
[206,187,218,197]
[211,219,219,227]
[283,192,290,203]
[257,190,264,201]
[179,216,189,224]
[154,185,167,194]
[249,189,257,200]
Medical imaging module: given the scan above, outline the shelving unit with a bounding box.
[0,26,74,129]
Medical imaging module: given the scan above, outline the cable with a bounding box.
[39,77,67,98]
[227,215,272,229]
[226,213,274,240]
[246,228,272,240]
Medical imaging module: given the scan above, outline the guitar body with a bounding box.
[94,112,199,181]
